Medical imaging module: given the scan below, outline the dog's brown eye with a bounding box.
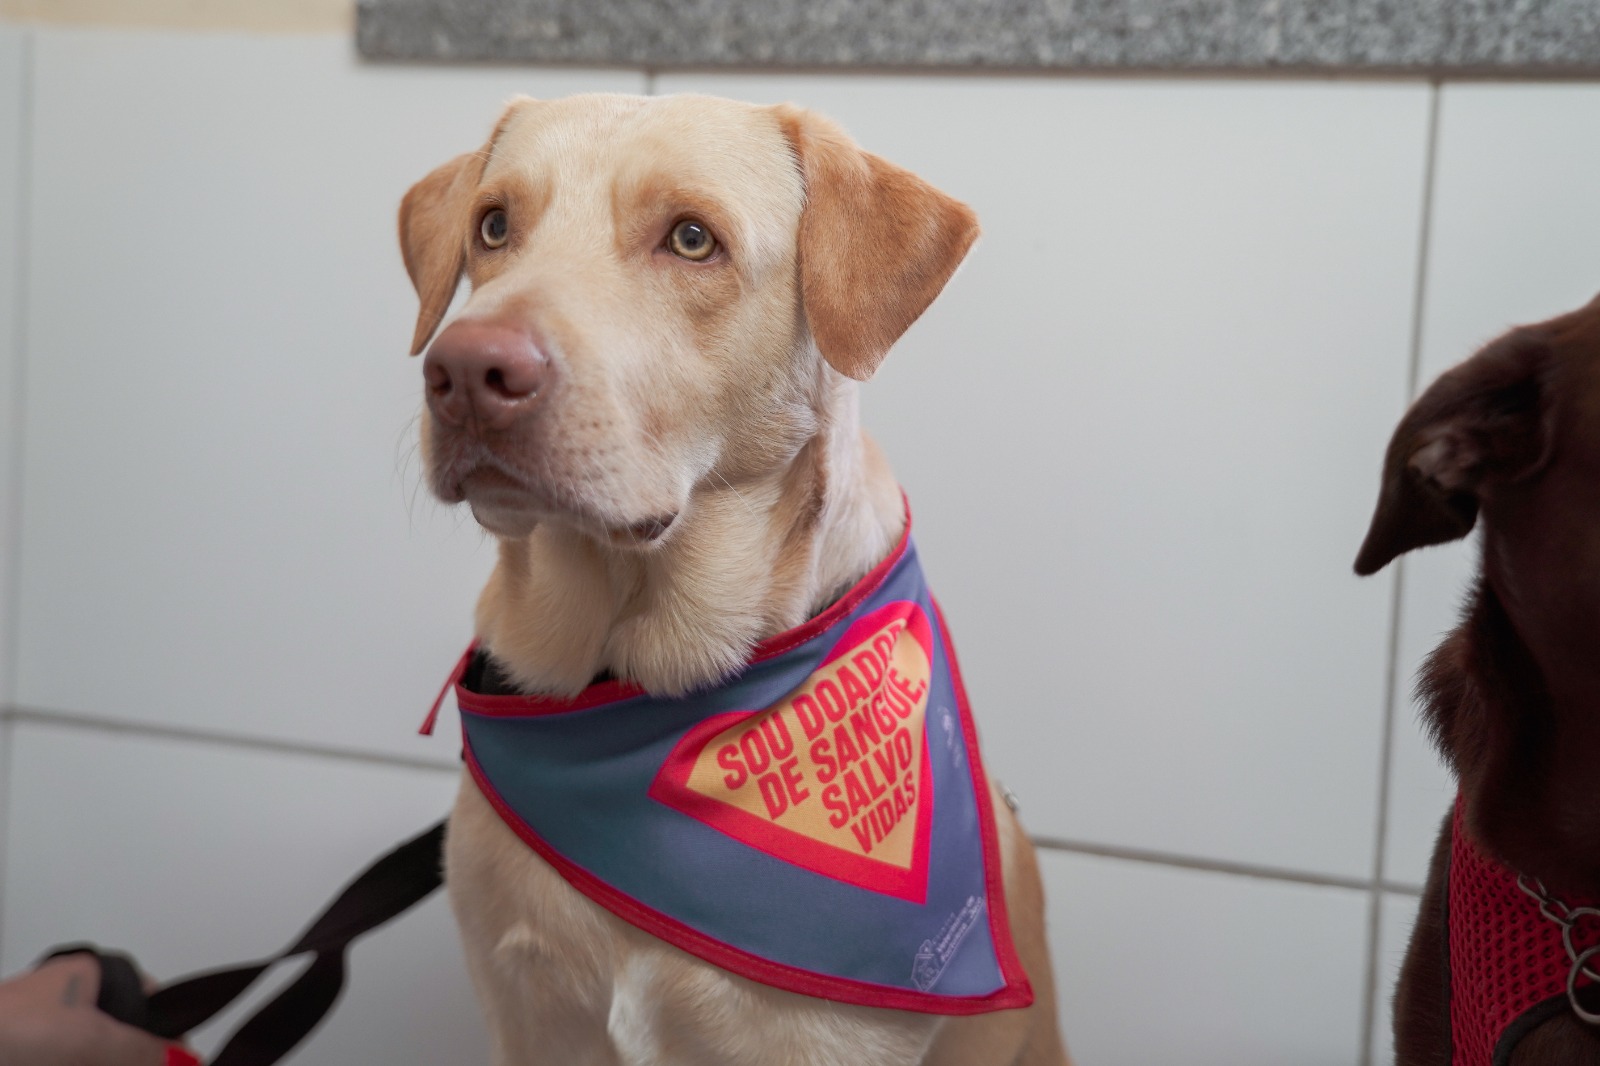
[667,219,716,262]
[480,208,509,249]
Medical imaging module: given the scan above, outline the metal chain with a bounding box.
[1514,873,1600,1025]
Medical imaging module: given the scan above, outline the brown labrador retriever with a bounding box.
[399,93,1069,1066]
[1356,292,1600,1064]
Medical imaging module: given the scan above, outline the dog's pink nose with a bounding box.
[422,320,550,432]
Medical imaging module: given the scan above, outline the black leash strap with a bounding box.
[46,820,445,1066]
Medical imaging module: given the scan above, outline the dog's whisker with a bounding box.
[393,414,427,532]
[709,468,758,522]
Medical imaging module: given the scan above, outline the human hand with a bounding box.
[0,954,199,1066]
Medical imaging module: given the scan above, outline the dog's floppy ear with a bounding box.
[399,102,527,355]
[398,151,487,355]
[774,105,980,381]
[1353,333,1553,576]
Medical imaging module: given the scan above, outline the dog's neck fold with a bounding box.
[1430,525,1600,896]
[472,372,904,699]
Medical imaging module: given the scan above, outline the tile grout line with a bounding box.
[0,26,36,966]
[1360,559,1408,1065]
[1030,834,1422,896]
[1358,79,1444,1066]
[4,705,463,775]
[1404,90,1443,446]
[1,704,1432,897]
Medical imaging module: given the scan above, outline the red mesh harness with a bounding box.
[1448,798,1600,1064]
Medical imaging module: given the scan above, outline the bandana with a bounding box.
[427,517,1033,1014]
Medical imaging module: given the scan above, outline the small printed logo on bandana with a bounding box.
[651,601,937,902]
[911,895,987,992]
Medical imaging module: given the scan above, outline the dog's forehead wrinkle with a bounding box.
[505,93,800,267]
[486,100,636,198]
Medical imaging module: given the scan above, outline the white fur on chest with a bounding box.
[446,773,943,1066]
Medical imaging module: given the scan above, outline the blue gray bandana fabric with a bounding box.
[445,524,1032,1014]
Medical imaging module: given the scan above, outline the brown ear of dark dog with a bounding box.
[1353,332,1554,577]
[774,105,980,382]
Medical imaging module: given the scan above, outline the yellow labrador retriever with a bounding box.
[399,92,1068,1066]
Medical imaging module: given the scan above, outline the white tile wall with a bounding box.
[0,26,24,701]
[1382,85,1600,887]
[1420,86,1600,370]
[1383,541,1470,888]
[1042,849,1371,1065]
[12,28,645,762]
[657,74,1428,880]
[1371,890,1423,1066]
[0,22,29,921]
[0,720,483,1065]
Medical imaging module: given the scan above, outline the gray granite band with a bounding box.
[357,0,1600,73]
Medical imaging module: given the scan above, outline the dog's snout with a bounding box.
[423,321,551,431]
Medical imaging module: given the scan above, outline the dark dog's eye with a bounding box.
[667,219,716,262]
[480,209,509,249]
